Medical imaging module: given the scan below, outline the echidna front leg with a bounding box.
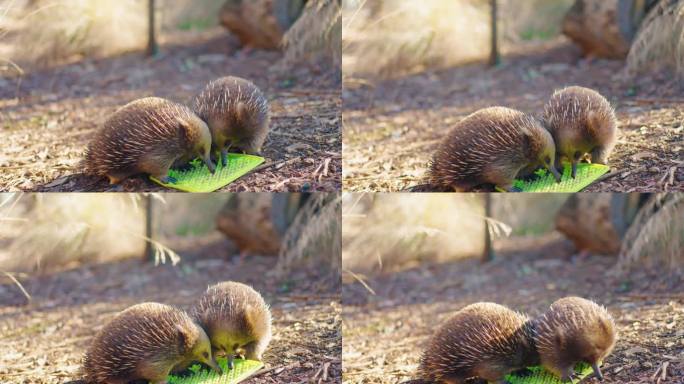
[590,146,611,165]
[140,156,177,184]
[243,340,266,361]
[221,148,229,166]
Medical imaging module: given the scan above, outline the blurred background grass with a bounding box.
[342,193,570,274]
[342,0,574,78]
[342,193,684,276]
[0,0,229,68]
[0,193,340,276]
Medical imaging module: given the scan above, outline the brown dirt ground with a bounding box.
[343,39,684,192]
[342,234,684,383]
[0,28,341,192]
[0,237,341,383]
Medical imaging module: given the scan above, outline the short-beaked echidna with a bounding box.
[543,86,618,178]
[533,296,617,382]
[192,76,270,164]
[191,281,272,368]
[81,302,221,384]
[428,107,561,192]
[84,97,216,184]
[415,302,539,384]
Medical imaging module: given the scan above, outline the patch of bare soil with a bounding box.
[342,234,684,383]
[343,39,684,192]
[0,240,341,383]
[0,28,341,192]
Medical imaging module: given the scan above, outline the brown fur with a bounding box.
[81,303,218,384]
[192,76,270,157]
[84,97,214,183]
[428,107,558,191]
[543,86,618,166]
[191,281,272,362]
[417,302,539,384]
[533,297,617,381]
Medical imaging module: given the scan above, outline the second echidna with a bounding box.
[428,107,560,192]
[81,302,220,384]
[543,86,618,178]
[191,281,272,369]
[533,296,617,382]
[84,97,216,184]
[192,76,270,165]
[415,302,539,384]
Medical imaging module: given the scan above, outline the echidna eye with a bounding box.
[203,352,209,359]
[544,156,550,164]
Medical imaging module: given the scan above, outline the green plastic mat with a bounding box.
[151,154,264,192]
[505,363,594,384]
[498,163,610,193]
[168,357,264,384]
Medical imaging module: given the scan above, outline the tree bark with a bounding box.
[219,0,306,49]
[562,0,656,59]
[555,193,645,255]
[215,194,307,256]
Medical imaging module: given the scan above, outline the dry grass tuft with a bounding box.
[0,193,147,273]
[282,0,341,68]
[2,0,147,67]
[342,0,491,78]
[617,192,684,274]
[342,194,487,274]
[626,0,684,78]
[276,193,342,275]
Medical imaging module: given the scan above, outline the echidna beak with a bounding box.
[208,358,222,375]
[592,362,603,381]
[571,161,578,179]
[204,156,216,174]
[549,166,562,183]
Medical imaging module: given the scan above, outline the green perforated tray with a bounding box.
[498,163,610,193]
[168,357,264,384]
[505,363,594,384]
[151,154,264,192]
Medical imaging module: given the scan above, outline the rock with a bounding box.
[562,0,657,59]
[219,0,306,49]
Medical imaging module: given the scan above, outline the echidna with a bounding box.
[415,302,539,384]
[85,97,216,184]
[191,281,272,369]
[192,76,270,165]
[533,297,617,382]
[81,302,221,384]
[543,86,618,178]
[428,107,561,192]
